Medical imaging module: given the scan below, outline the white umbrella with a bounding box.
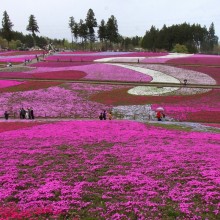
[156,107,164,112]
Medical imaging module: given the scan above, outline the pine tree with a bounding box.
[78,19,88,49]
[69,16,75,49]
[26,15,39,47]
[208,22,218,52]
[98,19,107,50]
[85,9,97,50]
[106,15,119,49]
[1,11,14,47]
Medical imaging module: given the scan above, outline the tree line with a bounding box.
[68,9,120,50]
[141,23,219,53]
[0,9,219,53]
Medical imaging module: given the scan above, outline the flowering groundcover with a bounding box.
[0,120,219,219]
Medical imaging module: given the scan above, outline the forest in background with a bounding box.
[0,9,219,53]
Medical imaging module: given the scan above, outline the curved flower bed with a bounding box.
[0,80,24,89]
[0,55,36,63]
[166,54,220,66]
[45,52,168,62]
[0,81,62,93]
[169,65,220,84]
[111,64,180,95]
[30,61,92,68]
[31,70,86,80]
[137,53,193,63]
[0,83,126,117]
[0,120,219,219]
[125,64,215,96]
[0,51,45,56]
[25,63,152,82]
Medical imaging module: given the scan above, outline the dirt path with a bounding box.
[0,77,219,89]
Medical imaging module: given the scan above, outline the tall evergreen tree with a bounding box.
[26,14,39,47]
[73,22,79,43]
[98,19,107,50]
[69,16,75,49]
[98,19,106,42]
[1,11,14,47]
[208,22,218,52]
[85,9,97,50]
[141,26,159,51]
[78,19,88,49]
[106,15,119,49]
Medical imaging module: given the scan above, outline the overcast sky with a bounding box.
[1,0,219,41]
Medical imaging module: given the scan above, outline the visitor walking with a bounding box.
[156,111,162,121]
[4,111,9,120]
[108,111,112,120]
[103,110,107,120]
[30,108,35,119]
[20,108,26,119]
[25,109,29,119]
[99,112,103,120]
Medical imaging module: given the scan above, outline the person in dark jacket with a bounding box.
[4,111,9,120]
[30,108,35,119]
[20,108,26,119]
[99,112,103,120]
[103,110,107,120]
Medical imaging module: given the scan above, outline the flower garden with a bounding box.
[0,51,219,219]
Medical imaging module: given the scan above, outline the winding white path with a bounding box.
[109,63,180,96]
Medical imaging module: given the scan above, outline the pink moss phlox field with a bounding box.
[167,54,220,66]
[30,61,92,68]
[45,52,168,62]
[0,50,45,56]
[0,83,127,117]
[152,89,220,122]
[0,55,36,63]
[0,71,33,79]
[0,120,219,218]
[27,63,152,82]
[0,80,24,89]
[57,51,168,57]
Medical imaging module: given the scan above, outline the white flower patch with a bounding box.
[94,57,146,62]
[133,64,216,85]
[147,53,193,59]
[128,86,179,96]
[109,63,180,96]
[129,64,215,96]
[110,64,180,83]
[112,104,154,121]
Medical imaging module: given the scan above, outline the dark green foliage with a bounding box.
[141,22,218,53]
[26,14,39,36]
[26,14,39,47]
[106,15,119,45]
[98,19,107,42]
[85,9,97,45]
[1,11,14,46]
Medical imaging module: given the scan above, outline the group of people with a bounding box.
[99,110,112,120]
[3,108,35,120]
[24,59,32,65]
[19,107,35,120]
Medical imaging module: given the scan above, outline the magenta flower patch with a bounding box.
[0,80,24,88]
[0,120,219,218]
